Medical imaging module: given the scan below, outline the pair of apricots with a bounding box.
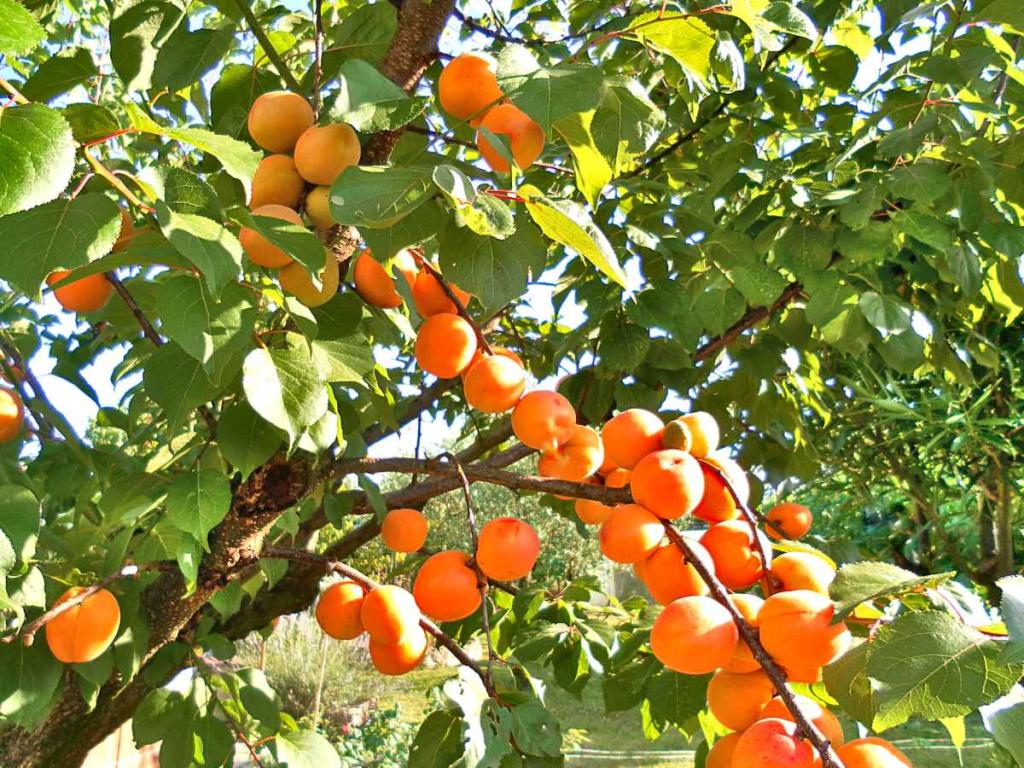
[315,510,540,675]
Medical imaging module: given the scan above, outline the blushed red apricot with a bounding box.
[464,354,527,413]
[240,204,302,268]
[412,269,472,317]
[47,270,113,313]
[360,585,420,645]
[476,517,540,580]
[353,251,403,309]
[438,53,504,123]
[0,389,24,443]
[707,732,742,768]
[476,103,545,173]
[538,425,603,482]
[707,669,776,730]
[575,468,630,525]
[767,502,814,540]
[759,590,851,670]
[831,737,911,767]
[248,91,314,153]
[699,519,769,590]
[293,122,361,185]
[724,592,764,674]
[45,587,121,664]
[770,552,835,595]
[250,154,305,209]
[369,628,428,675]
[641,540,710,605]
[279,254,339,308]
[760,695,845,748]
[733,718,816,768]
[662,411,720,457]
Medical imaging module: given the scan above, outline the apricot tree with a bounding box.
[1,0,1024,766]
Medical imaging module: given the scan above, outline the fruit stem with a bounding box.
[0,76,29,105]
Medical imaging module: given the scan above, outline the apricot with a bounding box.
[662,411,719,457]
[832,737,911,767]
[353,251,402,309]
[113,208,134,252]
[767,502,813,540]
[601,409,665,469]
[575,468,630,525]
[692,464,741,524]
[599,504,663,563]
[706,451,750,504]
[771,552,835,595]
[464,354,527,413]
[279,253,339,308]
[785,664,824,684]
[412,269,473,317]
[381,508,429,553]
[369,627,428,675]
[732,718,816,768]
[476,517,540,580]
[247,91,314,153]
[394,249,419,288]
[708,669,776,730]
[598,452,618,476]
[47,270,113,313]
[360,585,420,645]
[462,346,523,382]
[413,550,481,622]
[641,540,710,605]
[315,580,365,640]
[699,519,769,590]
[438,52,503,123]
[45,587,121,664]
[294,123,361,186]
[240,204,302,268]
[511,390,576,451]
[760,695,845,747]
[0,389,24,443]
[759,590,850,670]
[724,592,764,673]
[650,595,738,675]
[630,449,705,520]
[304,186,335,230]
[538,424,604,482]
[250,154,305,209]
[415,314,478,378]
[707,732,742,768]
[476,103,545,173]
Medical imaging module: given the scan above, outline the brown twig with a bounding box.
[692,281,804,363]
[106,273,164,346]
[411,252,494,355]
[311,0,324,118]
[232,0,303,92]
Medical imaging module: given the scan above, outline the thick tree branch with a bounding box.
[693,281,803,363]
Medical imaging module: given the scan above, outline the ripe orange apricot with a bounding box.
[650,595,738,675]
[113,208,134,252]
[476,517,540,581]
[724,592,764,673]
[597,452,618,477]
[248,91,315,153]
[240,204,302,268]
[0,389,24,443]
[315,580,366,640]
[630,449,705,520]
[785,664,824,684]
[708,669,776,730]
[575,468,630,525]
[413,550,481,622]
[304,186,335,230]
[760,695,845,747]
[360,585,420,645]
[511,390,576,452]
[599,504,663,563]
[538,424,604,482]
[759,590,851,670]
[250,154,305,209]
[699,519,769,590]
[733,718,815,768]
[692,464,741,524]
[462,346,523,383]
[767,502,813,540]
[464,354,527,413]
[47,270,113,313]
[369,627,428,675]
[662,411,720,457]
[438,52,504,123]
[294,123,361,185]
[707,732,742,768]
[476,103,545,173]
[381,508,429,553]
[771,552,835,595]
[641,540,710,605]
[353,251,402,309]
[394,249,419,288]
[412,269,473,317]
[832,737,911,767]
[279,253,339,308]
[601,409,665,469]
[706,451,750,502]
[45,587,121,664]
[415,314,478,378]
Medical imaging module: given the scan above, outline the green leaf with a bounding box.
[243,334,329,448]
[731,263,788,307]
[134,688,192,746]
[151,26,233,92]
[823,641,874,726]
[126,103,260,200]
[0,486,40,563]
[598,315,650,371]
[312,335,375,385]
[275,729,341,768]
[360,198,446,259]
[726,0,816,51]
[109,0,185,92]
[166,469,231,547]
[830,562,954,621]
[61,103,123,144]
[858,292,911,336]
[646,670,708,731]
[237,668,281,732]
[556,110,612,206]
[0,641,64,727]
[998,575,1024,663]
[230,209,326,274]
[981,690,1024,765]
[887,163,951,204]
[329,164,438,228]
[192,714,233,765]
[319,2,397,77]
[775,223,833,275]
[155,203,243,299]
[330,59,428,132]
[151,167,223,221]
[520,185,626,288]
[867,610,1024,730]
[0,0,45,54]
[504,60,604,133]
[761,2,818,39]
[0,193,121,295]
[591,77,666,176]
[0,104,76,216]
[624,12,716,88]
[509,700,561,756]
[20,48,97,103]
[408,708,466,768]
[970,0,1024,28]
[218,401,283,480]
[694,285,746,335]
[142,341,221,432]
[894,209,951,252]
[711,32,746,93]
[438,217,547,311]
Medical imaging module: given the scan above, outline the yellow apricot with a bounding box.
[247,91,314,153]
[294,123,361,186]
[279,254,339,307]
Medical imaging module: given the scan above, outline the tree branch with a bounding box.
[412,251,494,355]
[106,273,164,347]
[232,0,303,92]
[693,281,803,363]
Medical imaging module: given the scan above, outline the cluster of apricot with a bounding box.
[315,506,540,675]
